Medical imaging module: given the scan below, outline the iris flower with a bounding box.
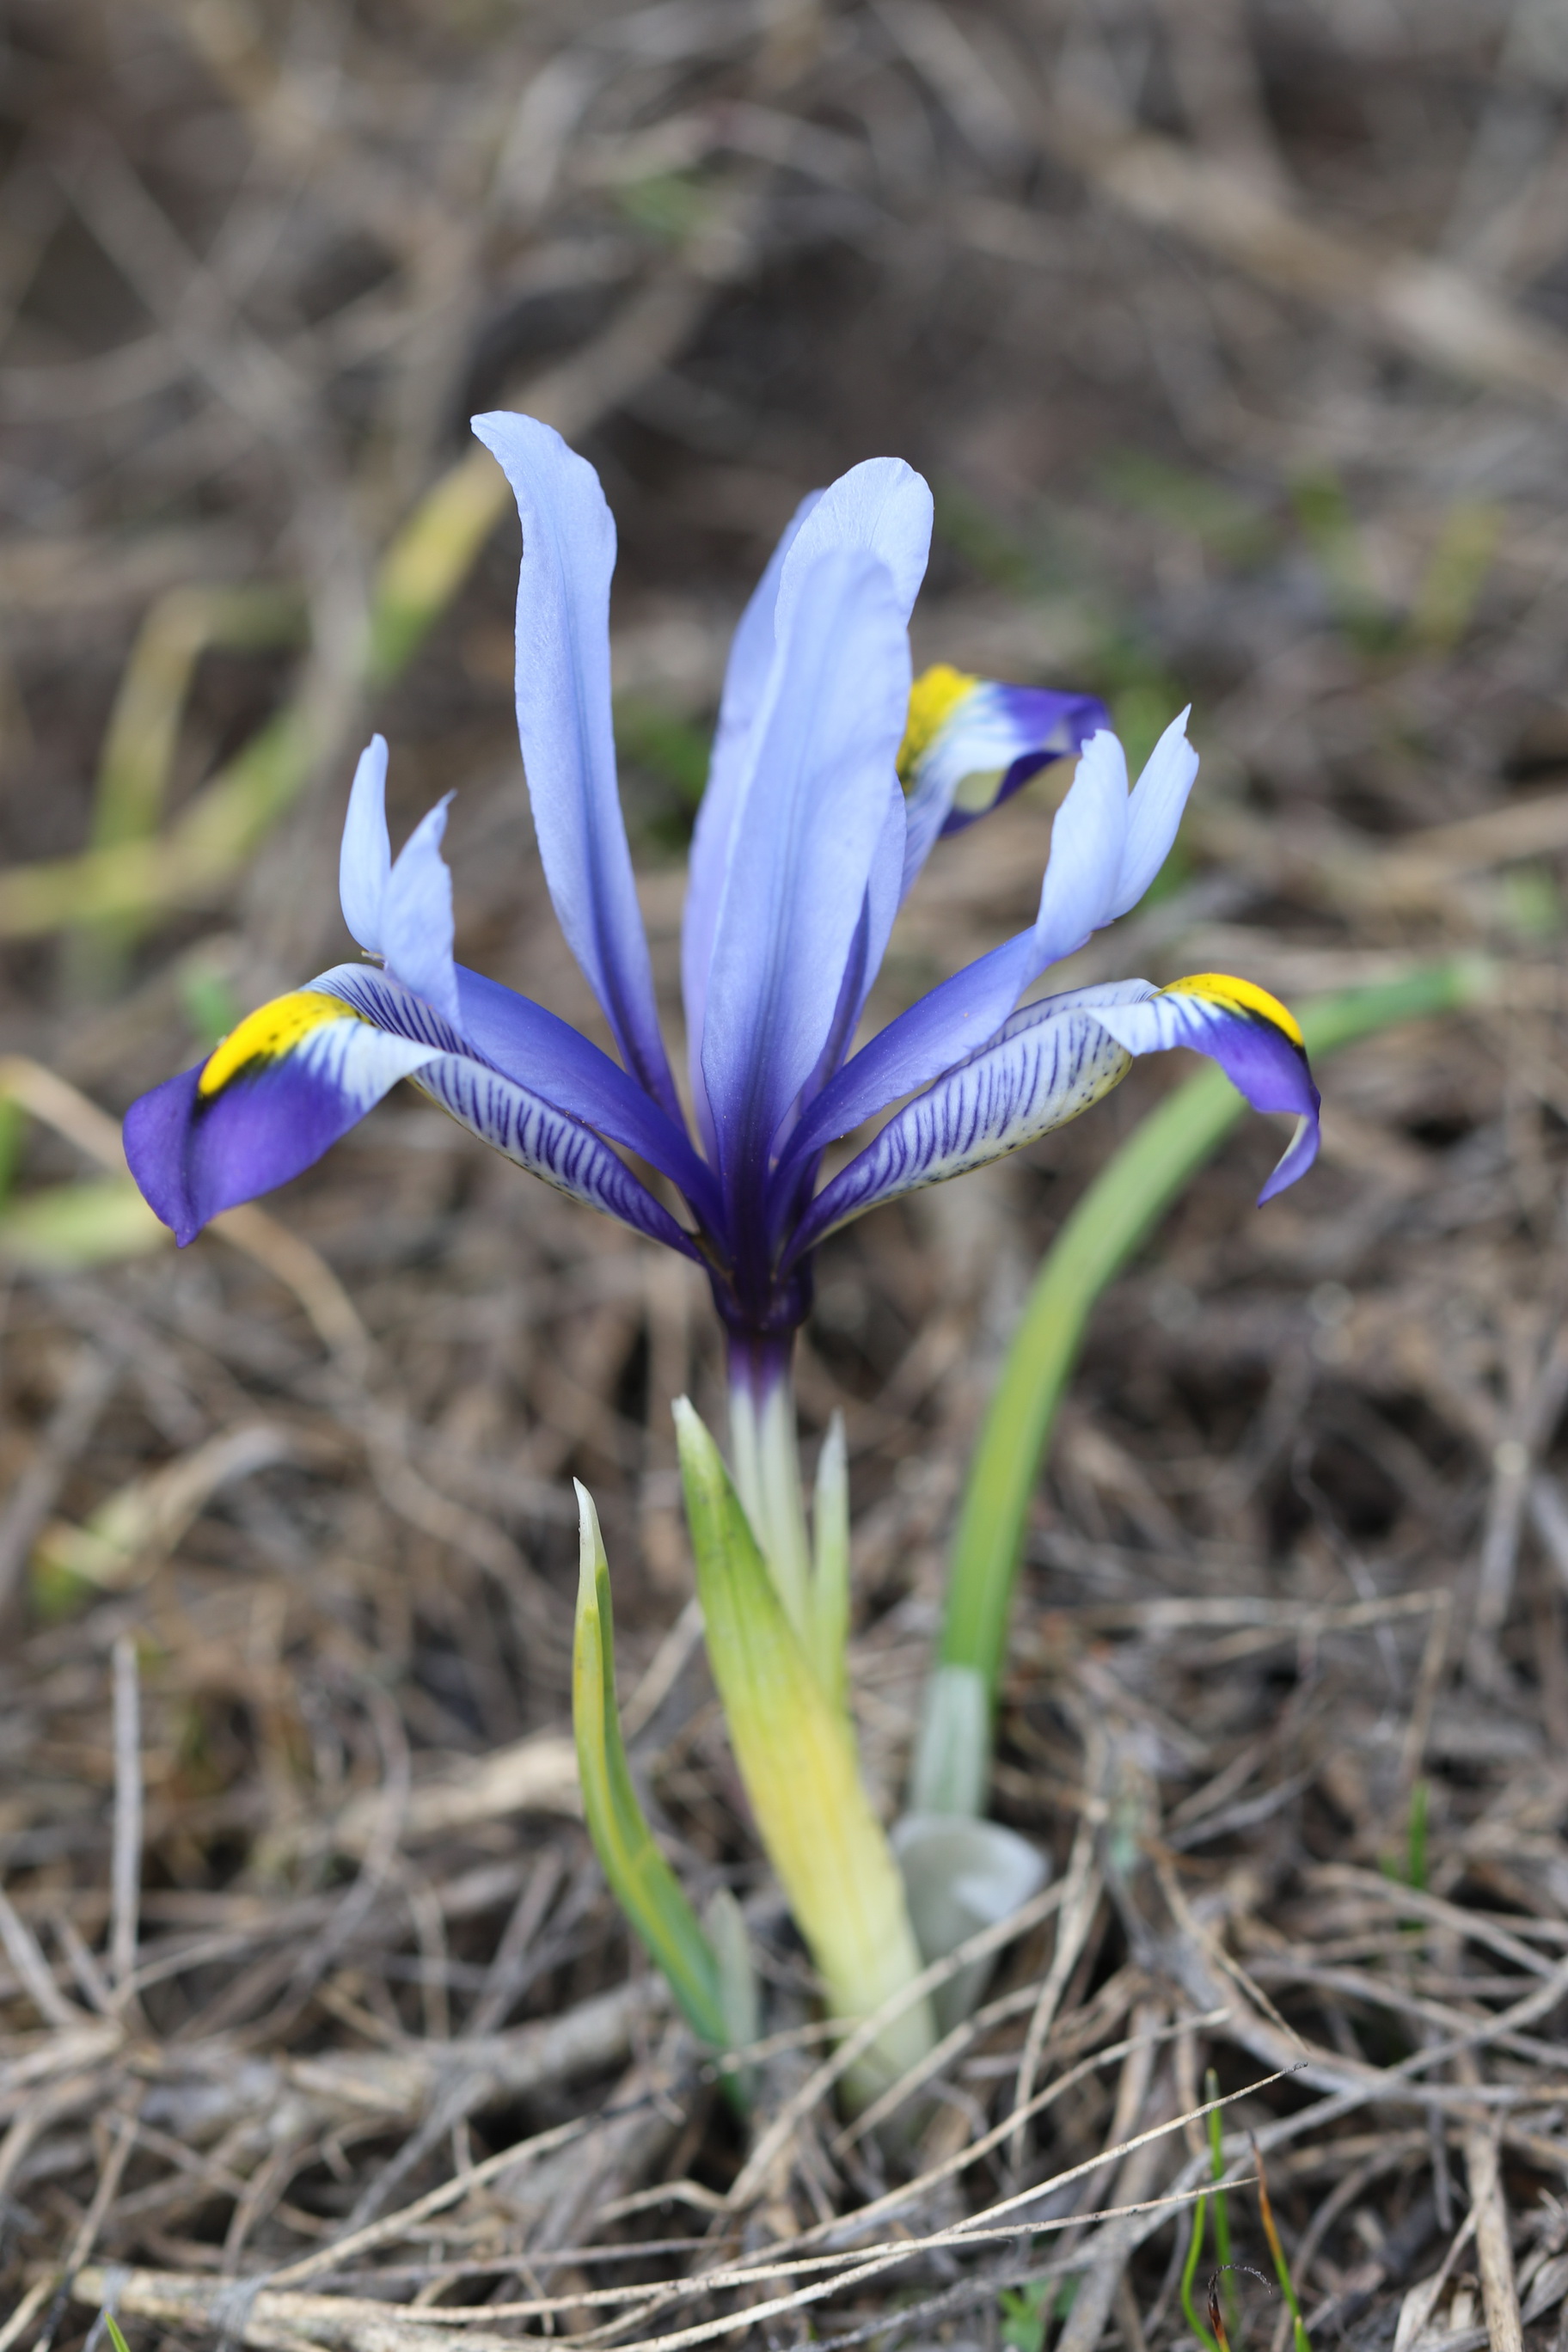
[126,414,1318,1608]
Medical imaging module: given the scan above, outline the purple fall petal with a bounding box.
[900,680,1109,898]
[347,962,720,1224]
[409,1051,700,1256]
[784,714,1204,1167]
[126,971,702,1259]
[125,996,436,1245]
[1087,975,1320,1202]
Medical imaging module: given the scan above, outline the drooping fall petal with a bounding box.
[1088,971,1320,1202]
[128,975,697,1256]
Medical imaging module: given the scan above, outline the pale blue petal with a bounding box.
[901,683,1108,900]
[790,982,1151,1256]
[783,928,1041,1168]
[684,458,929,1155]
[1031,727,1130,967]
[382,795,461,1028]
[781,720,1182,1168]
[471,411,680,1121]
[340,733,390,953]
[1107,707,1198,919]
[700,547,911,1197]
[683,490,820,1150]
[776,456,933,633]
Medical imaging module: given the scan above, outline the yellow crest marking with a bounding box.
[897,663,979,784]
[1161,971,1305,1049]
[199,990,358,1097]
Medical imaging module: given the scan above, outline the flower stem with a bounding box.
[726,1335,813,1643]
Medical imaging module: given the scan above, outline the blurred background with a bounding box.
[3,1,1568,2343]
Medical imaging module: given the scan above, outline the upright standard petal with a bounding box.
[471,411,680,1121]
[340,734,391,952]
[1030,728,1135,968]
[1087,972,1320,1202]
[700,546,910,1204]
[686,460,932,1155]
[783,728,1131,1168]
[381,795,461,1028]
[683,490,820,1148]
[898,667,1109,897]
[789,983,1148,1258]
[784,716,1202,1167]
[1106,707,1197,919]
[776,457,933,633]
[125,992,438,1246]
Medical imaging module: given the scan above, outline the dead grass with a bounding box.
[2,1,1568,2346]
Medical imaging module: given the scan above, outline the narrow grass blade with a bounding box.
[71,583,304,979]
[366,445,511,685]
[914,958,1490,1814]
[1206,2067,1235,2337]
[1180,2188,1222,2352]
[1406,1776,1429,1892]
[1253,2133,1314,2352]
[571,1480,727,2053]
[0,444,508,946]
[89,585,304,857]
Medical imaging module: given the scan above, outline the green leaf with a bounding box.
[674,1399,934,2101]
[914,957,1492,1815]
[571,1481,728,2051]
[809,1410,850,1706]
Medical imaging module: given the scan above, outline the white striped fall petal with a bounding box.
[791,982,1151,1259]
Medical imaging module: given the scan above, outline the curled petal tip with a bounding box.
[1257,1112,1319,1204]
[124,991,436,1244]
[1088,971,1320,1202]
